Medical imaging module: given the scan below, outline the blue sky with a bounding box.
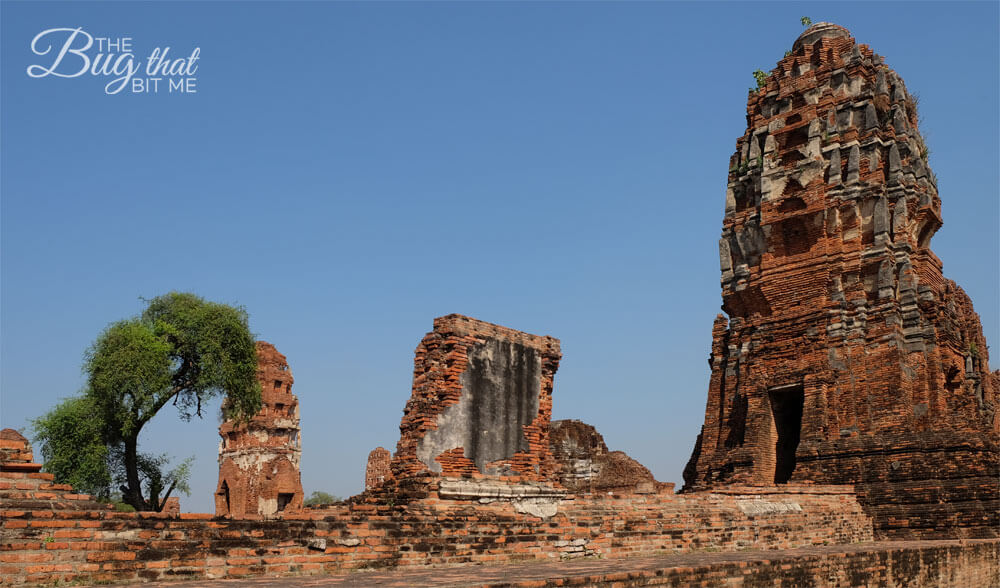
[2,2,997,512]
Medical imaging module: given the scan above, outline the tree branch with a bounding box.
[145,386,184,426]
[156,480,178,512]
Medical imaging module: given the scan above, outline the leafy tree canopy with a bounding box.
[32,395,112,499]
[33,292,261,511]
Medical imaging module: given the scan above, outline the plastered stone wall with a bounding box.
[682,23,999,539]
[391,315,562,484]
[215,342,304,519]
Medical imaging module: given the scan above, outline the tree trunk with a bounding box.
[122,436,148,511]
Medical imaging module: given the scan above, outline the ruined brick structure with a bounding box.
[682,22,999,539]
[364,447,392,491]
[2,428,886,586]
[215,341,304,518]
[549,420,660,494]
[3,304,1000,585]
[391,314,562,484]
[5,22,1000,587]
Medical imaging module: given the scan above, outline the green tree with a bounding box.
[801,16,812,27]
[34,292,261,511]
[304,491,341,506]
[33,395,196,510]
[32,396,112,499]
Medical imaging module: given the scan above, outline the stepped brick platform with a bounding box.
[59,540,1000,588]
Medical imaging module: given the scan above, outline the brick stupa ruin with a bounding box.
[215,341,304,518]
[682,22,998,539]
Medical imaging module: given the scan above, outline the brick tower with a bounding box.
[215,341,304,518]
[682,23,998,539]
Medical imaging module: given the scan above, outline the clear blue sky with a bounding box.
[2,2,997,512]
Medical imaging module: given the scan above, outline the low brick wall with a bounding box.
[233,539,1000,587]
[0,472,873,586]
[540,540,1000,588]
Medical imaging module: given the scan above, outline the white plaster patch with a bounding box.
[230,451,275,473]
[258,497,277,517]
[513,498,560,519]
[736,499,803,515]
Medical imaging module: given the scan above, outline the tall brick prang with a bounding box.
[682,22,999,539]
[215,341,304,518]
[391,314,562,484]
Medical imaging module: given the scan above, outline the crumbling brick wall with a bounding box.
[216,342,304,519]
[682,22,998,539]
[391,315,562,484]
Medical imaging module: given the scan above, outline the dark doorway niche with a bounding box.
[277,493,294,512]
[769,384,804,484]
[724,392,748,449]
